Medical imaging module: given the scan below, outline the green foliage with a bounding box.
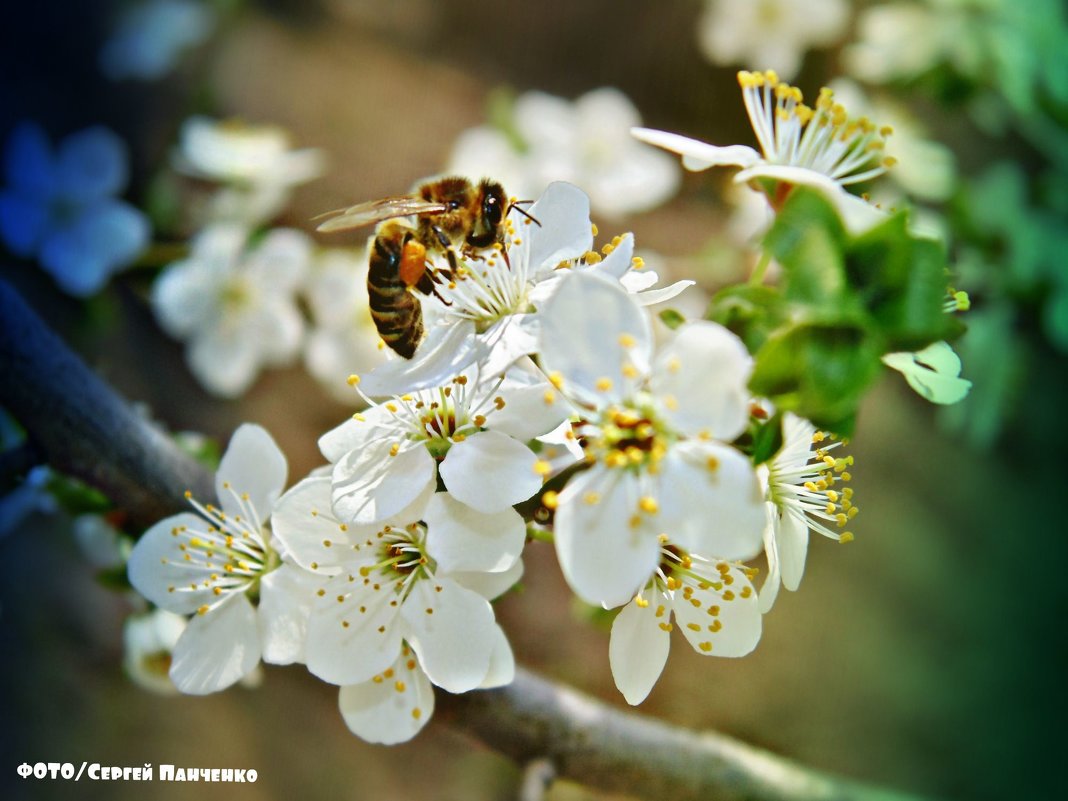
[656,308,686,331]
[709,188,958,434]
[45,474,112,515]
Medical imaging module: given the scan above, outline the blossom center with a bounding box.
[737,69,896,187]
[589,400,671,471]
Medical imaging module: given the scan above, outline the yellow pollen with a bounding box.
[494,396,506,410]
[473,414,486,426]
[639,496,659,514]
[622,363,638,379]
[386,402,398,413]
[635,595,650,608]
[548,372,564,390]
[542,490,559,510]
[659,622,673,632]
[197,605,209,616]
[533,460,552,476]
[618,333,636,348]
[583,492,601,505]
[347,374,360,386]
[543,389,556,404]
[389,443,400,457]
[395,681,406,692]
[595,377,613,392]
[412,708,422,720]
[352,412,365,421]
[840,532,855,543]
[699,641,712,652]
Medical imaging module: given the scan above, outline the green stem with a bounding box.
[750,249,772,286]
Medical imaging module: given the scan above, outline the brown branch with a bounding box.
[0,277,934,801]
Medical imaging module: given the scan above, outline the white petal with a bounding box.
[758,509,782,615]
[554,468,659,608]
[216,423,287,521]
[258,563,320,665]
[777,507,809,592]
[609,590,671,705]
[658,441,765,561]
[127,512,219,614]
[305,574,404,686]
[523,181,593,270]
[186,323,260,398]
[151,259,214,337]
[672,566,761,658]
[170,594,261,695]
[451,558,524,601]
[439,430,542,513]
[400,577,496,694]
[478,623,516,689]
[318,405,396,463]
[487,367,572,441]
[338,650,435,744]
[630,128,761,171]
[735,165,888,236]
[634,280,696,306]
[270,476,377,571]
[539,271,652,405]
[474,315,541,379]
[594,232,635,279]
[331,438,435,525]
[358,321,485,396]
[422,491,525,574]
[651,321,753,441]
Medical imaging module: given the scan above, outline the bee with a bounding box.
[315,177,525,359]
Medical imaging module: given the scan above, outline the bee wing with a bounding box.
[314,196,450,233]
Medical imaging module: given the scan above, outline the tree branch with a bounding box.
[0,278,932,801]
[0,279,215,528]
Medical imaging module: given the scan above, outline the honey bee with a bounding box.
[315,177,530,359]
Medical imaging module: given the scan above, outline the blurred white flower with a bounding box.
[173,117,324,226]
[270,477,520,700]
[757,413,857,613]
[73,513,131,569]
[447,88,680,220]
[0,123,149,296]
[152,223,311,397]
[100,0,215,81]
[303,247,387,402]
[697,0,850,80]
[842,1,985,86]
[609,546,761,705]
[634,71,894,235]
[126,425,314,694]
[539,272,765,608]
[123,609,187,695]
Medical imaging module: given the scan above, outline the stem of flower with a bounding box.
[750,249,772,286]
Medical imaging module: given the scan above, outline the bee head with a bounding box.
[466,180,508,248]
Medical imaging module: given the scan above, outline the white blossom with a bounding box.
[447,88,680,219]
[303,246,386,402]
[360,182,690,397]
[270,477,521,702]
[152,223,311,397]
[610,544,761,705]
[173,116,323,226]
[122,609,187,695]
[633,71,895,235]
[697,0,850,81]
[320,362,570,524]
[757,414,857,612]
[539,272,765,608]
[126,424,314,694]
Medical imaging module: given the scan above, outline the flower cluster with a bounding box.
[116,66,968,747]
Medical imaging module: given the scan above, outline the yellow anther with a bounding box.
[347,374,360,386]
[659,622,674,632]
[583,492,601,505]
[473,414,487,427]
[197,605,209,616]
[543,389,556,405]
[635,595,649,608]
[722,590,735,601]
[618,332,636,348]
[706,455,720,472]
[533,460,552,477]
[591,223,599,236]
[389,443,400,457]
[548,372,564,390]
[631,256,645,269]
[494,396,506,410]
[385,402,399,413]
[699,641,712,652]
[840,532,855,543]
[352,412,365,421]
[595,377,614,392]
[639,496,659,514]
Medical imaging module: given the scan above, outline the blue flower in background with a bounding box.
[0,123,150,297]
[99,0,215,82]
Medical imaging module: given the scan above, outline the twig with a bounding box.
[0,277,934,801]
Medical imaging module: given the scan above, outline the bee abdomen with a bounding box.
[368,229,424,359]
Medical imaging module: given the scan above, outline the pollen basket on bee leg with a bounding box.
[399,241,429,288]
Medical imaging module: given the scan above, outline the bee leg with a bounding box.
[414,271,452,306]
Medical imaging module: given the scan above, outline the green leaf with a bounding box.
[706,284,785,352]
[749,412,784,465]
[750,323,884,436]
[657,308,686,331]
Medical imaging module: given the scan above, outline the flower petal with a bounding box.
[56,126,129,200]
[359,320,486,396]
[554,468,659,608]
[338,650,435,744]
[631,128,761,172]
[439,430,542,514]
[271,476,377,571]
[422,491,525,574]
[0,191,50,257]
[400,577,497,693]
[170,594,261,694]
[658,441,765,560]
[258,563,318,665]
[651,321,752,441]
[478,623,516,689]
[127,512,219,614]
[4,122,55,195]
[305,573,404,686]
[331,438,435,525]
[216,423,287,521]
[486,365,572,441]
[522,181,593,270]
[758,509,782,615]
[318,405,396,463]
[777,507,809,592]
[609,590,671,705]
[672,566,761,658]
[450,558,524,601]
[539,271,652,405]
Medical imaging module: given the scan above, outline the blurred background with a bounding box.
[1,1,1066,799]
